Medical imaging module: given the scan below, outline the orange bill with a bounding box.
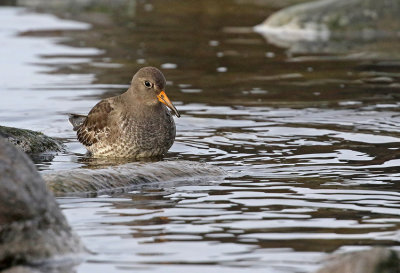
[157,90,181,117]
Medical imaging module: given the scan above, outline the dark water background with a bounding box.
[1,1,400,272]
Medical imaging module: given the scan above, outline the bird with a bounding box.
[69,67,180,158]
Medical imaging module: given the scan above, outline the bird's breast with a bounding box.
[117,109,176,151]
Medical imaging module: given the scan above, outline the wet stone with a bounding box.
[255,0,400,56]
[259,0,400,37]
[0,137,83,270]
[0,125,65,154]
[43,160,227,196]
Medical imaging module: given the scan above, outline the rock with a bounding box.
[254,0,400,57]
[258,0,400,35]
[315,247,400,273]
[0,125,65,154]
[43,160,227,196]
[0,137,83,270]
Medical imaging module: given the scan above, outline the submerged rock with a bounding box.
[0,137,83,271]
[315,247,400,273]
[0,125,65,154]
[255,0,400,57]
[43,160,226,196]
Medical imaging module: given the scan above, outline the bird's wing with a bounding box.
[76,99,117,147]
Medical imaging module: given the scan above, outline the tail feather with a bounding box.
[68,113,87,131]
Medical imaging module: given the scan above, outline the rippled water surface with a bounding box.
[2,1,400,272]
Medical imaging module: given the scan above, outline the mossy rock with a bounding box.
[0,125,65,154]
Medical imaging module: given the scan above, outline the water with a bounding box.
[1,1,400,272]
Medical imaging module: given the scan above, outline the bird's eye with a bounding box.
[144,81,152,88]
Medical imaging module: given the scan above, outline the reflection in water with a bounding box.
[2,1,400,272]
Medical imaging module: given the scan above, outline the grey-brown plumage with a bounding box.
[69,67,180,158]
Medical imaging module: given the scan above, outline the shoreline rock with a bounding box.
[0,137,84,272]
[0,125,65,154]
[254,0,400,57]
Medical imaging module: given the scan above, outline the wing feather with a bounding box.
[77,99,116,147]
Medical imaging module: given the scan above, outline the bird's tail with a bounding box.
[68,113,87,131]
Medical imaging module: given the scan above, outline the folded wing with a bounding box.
[76,100,115,147]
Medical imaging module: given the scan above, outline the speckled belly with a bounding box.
[87,114,176,158]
